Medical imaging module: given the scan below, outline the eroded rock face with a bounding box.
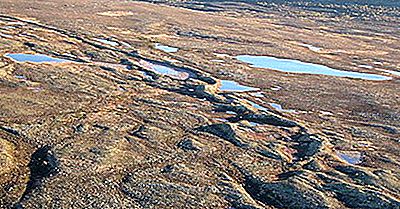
[245,180,329,209]
[0,137,30,207]
[236,168,331,209]
[0,138,15,175]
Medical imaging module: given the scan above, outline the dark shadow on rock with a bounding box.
[235,166,329,209]
[334,165,375,186]
[256,147,282,160]
[0,126,20,136]
[196,124,248,148]
[230,113,298,128]
[14,145,59,208]
[214,104,251,115]
[290,133,322,160]
[177,138,200,151]
[323,182,400,209]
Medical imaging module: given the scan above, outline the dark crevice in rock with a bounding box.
[128,125,148,140]
[334,165,375,186]
[277,170,304,180]
[161,165,175,173]
[365,123,399,134]
[93,124,110,131]
[177,30,242,44]
[214,104,252,115]
[256,147,282,160]
[229,113,298,127]
[196,124,248,148]
[0,126,20,136]
[23,42,36,48]
[153,84,227,104]
[73,124,84,133]
[177,138,200,151]
[179,84,227,103]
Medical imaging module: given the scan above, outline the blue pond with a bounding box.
[152,64,181,77]
[269,103,295,113]
[382,69,400,76]
[94,38,119,47]
[155,43,179,53]
[248,100,269,112]
[5,53,69,63]
[336,151,361,165]
[139,60,189,80]
[220,80,259,92]
[236,55,391,81]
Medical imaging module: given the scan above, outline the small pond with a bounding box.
[5,53,70,63]
[139,60,189,80]
[219,80,259,92]
[155,43,179,53]
[94,38,119,47]
[236,55,391,81]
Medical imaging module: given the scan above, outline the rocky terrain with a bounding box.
[0,0,399,208]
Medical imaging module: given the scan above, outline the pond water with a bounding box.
[155,43,179,53]
[381,69,400,76]
[94,38,119,47]
[219,80,260,92]
[320,111,334,116]
[214,118,229,123]
[250,92,264,97]
[15,75,26,79]
[358,64,400,77]
[236,55,391,81]
[358,64,373,69]
[214,53,230,57]
[139,60,189,80]
[0,33,13,38]
[248,100,269,112]
[299,43,322,52]
[211,59,225,63]
[271,86,282,91]
[226,111,237,115]
[336,151,362,165]
[269,103,296,113]
[5,53,70,63]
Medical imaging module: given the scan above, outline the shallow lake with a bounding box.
[94,38,119,47]
[336,151,362,165]
[269,103,295,113]
[220,80,259,92]
[5,53,70,63]
[139,60,189,80]
[155,43,179,53]
[236,55,391,81]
